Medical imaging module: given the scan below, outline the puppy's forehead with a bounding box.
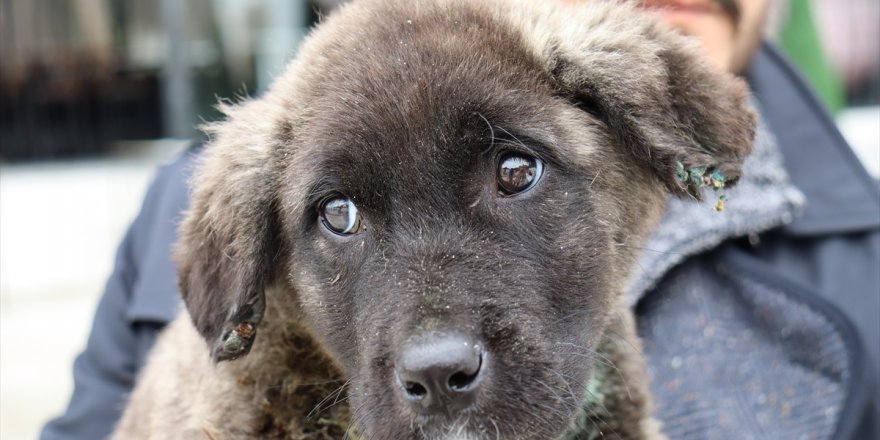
[289,3,561,199]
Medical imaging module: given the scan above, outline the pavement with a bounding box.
[0,140,187,440]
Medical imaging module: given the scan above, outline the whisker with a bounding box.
[536,379,565,405]
[343,397,369,440]
[489,416,501,440]
[474,111,496,155]
[614,243,684,256]
[306,376,356,420]
[554,341,634,402]
[549,368,578,404]
[549,310,584,326]
[589,170,601,189]
[493,125,528,150]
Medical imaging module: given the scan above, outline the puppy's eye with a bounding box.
[497,153,543,195]
[320,197,363,235]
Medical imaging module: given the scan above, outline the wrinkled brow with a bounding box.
[304,174,363,212]
[481,119,570,169]
[278,150,345,215]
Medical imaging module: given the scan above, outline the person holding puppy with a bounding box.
[42,1,879,439]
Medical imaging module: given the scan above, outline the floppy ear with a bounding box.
[548,4,755,198]
[175,99,283,362]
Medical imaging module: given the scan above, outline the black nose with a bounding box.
[395,332,485,414]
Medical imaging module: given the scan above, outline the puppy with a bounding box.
[112,0,754,439]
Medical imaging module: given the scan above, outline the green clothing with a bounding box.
[778,0,845,113]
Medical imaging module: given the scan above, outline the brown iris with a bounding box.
[320,197,362,235]
[497,153,543,195]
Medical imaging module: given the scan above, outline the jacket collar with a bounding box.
[627,108,804,305]
[747,43,880,236]
[626,41,880,304]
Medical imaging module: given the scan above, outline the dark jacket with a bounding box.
[41,43,880,440]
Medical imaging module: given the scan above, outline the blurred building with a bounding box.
[0,0,325,161]
[769,0,880,113]
[812,0,880,106]
[0,0,876,162]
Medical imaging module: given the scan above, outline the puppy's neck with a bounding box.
[561,303,665,439]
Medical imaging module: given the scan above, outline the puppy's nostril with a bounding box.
[404,381,427,398]
[448,355,482,391]
[448,371,476,391]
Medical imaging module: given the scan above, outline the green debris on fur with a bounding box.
[708,170,725,189]
[688,166,707,187]
[558,365,612,440]
[583,374,606,408]
[675,161,731,212]
[674,161,688,183]
[714,194,728,212]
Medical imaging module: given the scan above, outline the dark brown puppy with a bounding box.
[112,1,754,439]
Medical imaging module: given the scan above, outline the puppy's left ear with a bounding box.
[175,99,283,362]
[549,4,755,198]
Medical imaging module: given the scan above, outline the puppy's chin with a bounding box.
[419,420,483,440]
[353,397,578,440]
[406,418,572,440]
[431,430,483,440]
[358,419,496,440]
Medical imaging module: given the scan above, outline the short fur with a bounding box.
[112,1,754,439]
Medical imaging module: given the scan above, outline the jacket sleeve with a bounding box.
[40,150,196,440]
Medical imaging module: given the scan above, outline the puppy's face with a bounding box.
[287,52,618,439]
[176,1,754,439]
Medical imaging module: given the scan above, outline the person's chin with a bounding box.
[639,0,729,30]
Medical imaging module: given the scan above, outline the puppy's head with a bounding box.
[176,0,754,438]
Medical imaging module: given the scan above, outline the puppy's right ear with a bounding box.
[545,2,755,199]
[176,99,283,362]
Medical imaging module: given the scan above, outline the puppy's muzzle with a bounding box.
[395,331,486,415]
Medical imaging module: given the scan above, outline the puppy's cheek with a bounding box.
[349,380,414,439]
[286,253,361,369]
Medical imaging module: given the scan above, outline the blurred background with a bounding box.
[0,0,878,438]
